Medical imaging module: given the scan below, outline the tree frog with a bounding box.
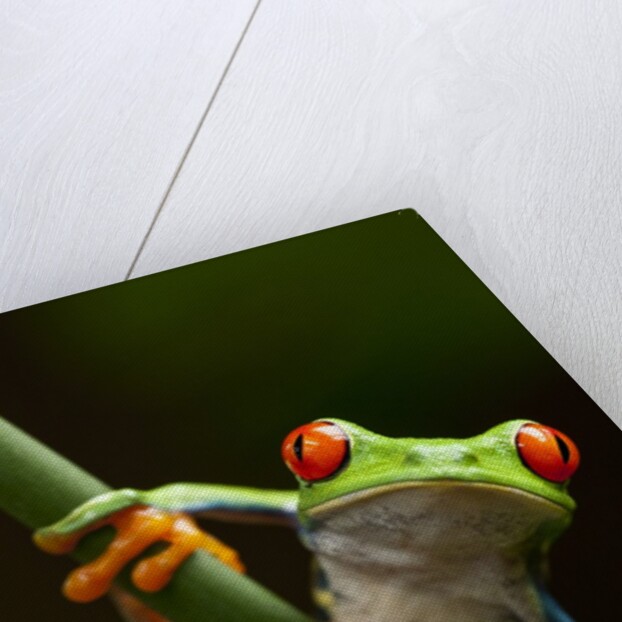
[34,418,579,622]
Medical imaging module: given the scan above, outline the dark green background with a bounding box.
[0,210,618,620]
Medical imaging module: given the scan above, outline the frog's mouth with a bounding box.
[306,480,571,550]
[308,479,569,515]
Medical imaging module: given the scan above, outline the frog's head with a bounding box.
[281,419,579,554]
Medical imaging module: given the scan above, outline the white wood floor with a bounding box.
[1,1,620,425]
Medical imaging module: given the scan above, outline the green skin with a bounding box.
[36,419,576,621]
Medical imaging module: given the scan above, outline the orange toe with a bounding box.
[63,565,113,603]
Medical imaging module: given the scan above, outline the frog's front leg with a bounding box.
[34,485,298,604]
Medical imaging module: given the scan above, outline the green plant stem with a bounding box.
[0,416,311,622]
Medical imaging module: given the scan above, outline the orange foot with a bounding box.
[34,505,245,603]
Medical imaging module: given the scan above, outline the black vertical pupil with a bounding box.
[293,434,304,461]
[554,435,570,463]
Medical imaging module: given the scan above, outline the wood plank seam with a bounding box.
[124,0,266,281]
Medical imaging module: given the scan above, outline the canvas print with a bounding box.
[0,210,618,621]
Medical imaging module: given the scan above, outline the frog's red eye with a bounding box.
[281,421,350,482]
[516,423,580,483]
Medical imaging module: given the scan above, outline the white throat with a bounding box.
[304,482,568,622]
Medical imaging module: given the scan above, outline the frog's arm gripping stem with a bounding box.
[36,484,298,537]
[34,485,298,603]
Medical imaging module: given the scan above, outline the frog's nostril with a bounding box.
[459,451,478,465]
[402,452,422,466]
